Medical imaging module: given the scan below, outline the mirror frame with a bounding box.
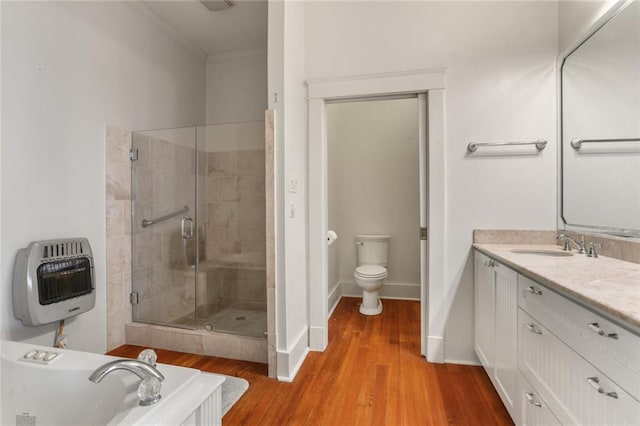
[558,0,640,239]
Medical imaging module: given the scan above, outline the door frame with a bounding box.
[307,69,446,362]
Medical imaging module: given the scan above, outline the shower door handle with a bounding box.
[181,216,194,239]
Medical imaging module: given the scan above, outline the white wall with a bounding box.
[304,1,559,363]
[268,0,309,380]
[206,50,267,125]
[327,99,420,293]
[1,1,206,353]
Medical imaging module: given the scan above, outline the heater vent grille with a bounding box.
[43,241,84,259]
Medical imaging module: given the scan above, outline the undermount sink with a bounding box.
[510,249,574,257]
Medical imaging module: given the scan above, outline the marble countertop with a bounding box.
[473,243,640,331]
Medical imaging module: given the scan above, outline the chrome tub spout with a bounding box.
[89,359,165,406]
[89,359,164,383]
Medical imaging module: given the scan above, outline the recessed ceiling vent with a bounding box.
[200,0,235,12]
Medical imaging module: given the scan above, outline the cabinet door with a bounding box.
[474,252,494,370]
[493,263,519,421]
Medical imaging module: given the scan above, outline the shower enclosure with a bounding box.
[130,121,267,339]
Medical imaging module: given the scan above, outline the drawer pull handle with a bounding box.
[525,391,542,407]
[588,322,618,340]
[527,323,542,334]
[586,377,618,399]
[526,286,542,295]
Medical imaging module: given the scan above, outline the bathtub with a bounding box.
[1,340,224,425]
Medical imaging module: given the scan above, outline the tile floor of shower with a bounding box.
[172,301,267,338]
[171,264,267,338]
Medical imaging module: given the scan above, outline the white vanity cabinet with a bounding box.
[518,277,640,425]
[474,249,640,426]
[518,372,561,426]
[474,251,519,422]
[474,252,495,369]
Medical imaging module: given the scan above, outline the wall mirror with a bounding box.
[561,0,640,237]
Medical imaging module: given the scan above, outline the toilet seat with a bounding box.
[355,265,387,279]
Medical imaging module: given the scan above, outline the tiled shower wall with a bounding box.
[203,146,266,313]
[206,149,266,258]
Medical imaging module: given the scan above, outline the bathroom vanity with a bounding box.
[473,242,640,425]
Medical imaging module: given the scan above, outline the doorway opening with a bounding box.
[307,69,446,362]
[325,97,420,316]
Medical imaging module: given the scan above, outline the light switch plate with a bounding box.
[288,178,298,193]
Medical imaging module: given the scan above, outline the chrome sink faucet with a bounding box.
[587,242,602,258]
[89,359,165,405]
[556,234,586,254]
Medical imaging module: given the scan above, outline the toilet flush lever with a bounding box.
[356,242,364,246]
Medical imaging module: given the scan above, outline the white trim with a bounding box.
[427,335,444,363]
[340,282,421,301]
[308,326,326,353]
[418,93,428,357]
[328,284,342,316]
[308,98,329,352]
[207,48,268,64]
[426,90,446,364]
[307,68,446,100]
[307,69,446,365]
[276,327,309,382]
[444,358,482,367]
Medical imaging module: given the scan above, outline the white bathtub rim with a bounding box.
[1,340,225,426]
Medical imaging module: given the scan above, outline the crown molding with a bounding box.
[207,48,268,64]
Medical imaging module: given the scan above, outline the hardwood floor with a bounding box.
[109,297,513,425]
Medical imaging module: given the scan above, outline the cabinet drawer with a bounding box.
[518,274,640,400]
[519,309,640,425]
[518,371,561,426]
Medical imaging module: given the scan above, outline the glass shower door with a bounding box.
[131,127,199,329]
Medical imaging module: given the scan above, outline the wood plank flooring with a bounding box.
[108,297,513,425]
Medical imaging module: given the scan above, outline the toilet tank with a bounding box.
[355,234,391,266]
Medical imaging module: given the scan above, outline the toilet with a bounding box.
[354,234,390,315]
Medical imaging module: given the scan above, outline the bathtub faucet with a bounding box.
[88,359,165,406]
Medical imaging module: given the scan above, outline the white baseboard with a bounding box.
[276,327,309,382]
[427,335,444,363]
[340,281,420,300]
[328,284,342,315]
[444,358,482,366]
[308,325,327,352]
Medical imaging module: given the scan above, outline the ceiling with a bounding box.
[141,0,268,57]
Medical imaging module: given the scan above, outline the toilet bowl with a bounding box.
[354,264,387,315]
[354,234,391,316]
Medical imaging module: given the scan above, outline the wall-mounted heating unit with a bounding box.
[13,238,95,326]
